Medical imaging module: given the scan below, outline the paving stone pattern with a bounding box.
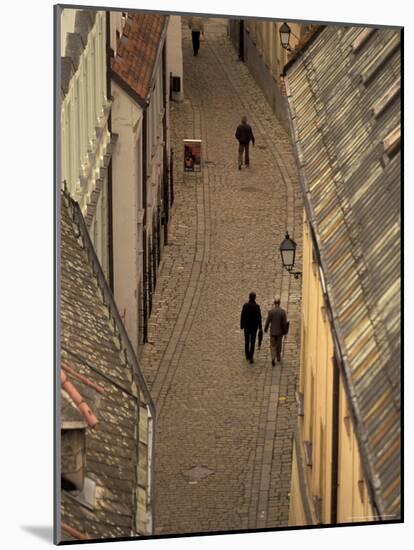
[140,18,303,535]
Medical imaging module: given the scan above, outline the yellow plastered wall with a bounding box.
[244,20,299,80]
[289,440,307,526]
[289,211,373,525]
[337,381,373,523]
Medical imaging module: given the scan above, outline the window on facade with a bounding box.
[61,428,85,492]
[304,440,313,467]
[309,369,315,443]
[61,428,96,510]
[304,369,315,468]
[310,421,325,524]
[318,421,325,499]
[343,398,352,438]
[300,321,307,395]
[357,459,365,504]
[296,391,304,417]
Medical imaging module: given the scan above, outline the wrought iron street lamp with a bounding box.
[279,22,292,51]
[280,232,302,278]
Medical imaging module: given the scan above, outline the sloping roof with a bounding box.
[111,13,167,105]
[60,191,154,540]
[285,27,401,519]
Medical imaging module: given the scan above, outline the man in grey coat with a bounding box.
[264,296,288,366]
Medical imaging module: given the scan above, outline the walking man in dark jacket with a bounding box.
[264,296,288,366]
[188,17,204,56]
[240,292,262,364]
[235,116,255,169]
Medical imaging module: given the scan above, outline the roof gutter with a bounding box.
[284,69,383,520]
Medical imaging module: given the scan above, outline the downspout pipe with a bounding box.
[162,42,169,245]
[106,11,114,292]
[142,109,148,344]
[331,354,340,524]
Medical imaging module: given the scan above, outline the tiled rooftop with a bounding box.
[111,13,166,104]
[285,26,401,519]
[60,191,149,540]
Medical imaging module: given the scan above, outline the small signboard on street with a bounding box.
[184,139,202,172]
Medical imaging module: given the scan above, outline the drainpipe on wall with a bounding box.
[106,11,114,292]
[170,148,174,206]
[142,109,148,343]
[239,20,245,61]
[330,354,340,524]
[162,43,169,245]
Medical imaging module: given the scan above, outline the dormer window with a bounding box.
[61,368,99,509]
[61,427,86,492]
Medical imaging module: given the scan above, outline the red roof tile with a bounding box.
[61,361,105,395]
[61,370,98,428]
[111,13,166,104]
[61,522,90,541]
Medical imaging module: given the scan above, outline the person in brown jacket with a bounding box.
[264,296,288,365]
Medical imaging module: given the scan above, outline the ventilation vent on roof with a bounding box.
[360,36,400,87]
[381,125,400,167]
[351,27,377,54]
[371,78,401,120]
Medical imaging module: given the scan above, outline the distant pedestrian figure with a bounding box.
[240,292,263,364]
[188,17,204,56]
[264,296,289,366]
[235,116,255,169]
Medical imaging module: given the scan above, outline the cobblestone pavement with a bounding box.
[140,18,303,535]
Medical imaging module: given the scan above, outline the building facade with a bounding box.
[228,19,306,130]
[289,213,375,525]
[111,13,171,354]
[166,16,185,102]
[285,26,401,525]
[60,9,114,280]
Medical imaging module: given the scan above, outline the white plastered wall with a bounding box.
[111,81,144,352]
[60,9,111,278]
[166,16,184,101]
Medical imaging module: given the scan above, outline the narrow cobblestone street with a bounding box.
[140,18,304,535]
